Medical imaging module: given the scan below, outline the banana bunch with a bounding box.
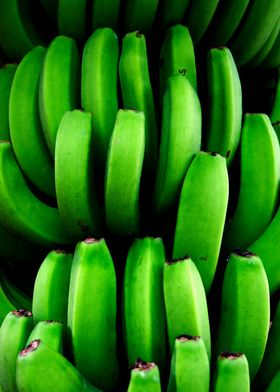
[0,0,280,391]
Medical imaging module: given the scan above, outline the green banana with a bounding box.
[0,271,17,323]
[119,31,158,179]
[32,249,73,328]
[16,339,101,391]
[205,46,242,167]
[173,151,229,294]
[123,237,166,371]
[270,67,280,123]
[265,370,280,392]
[212,352,250,392]
[9,45,56,199]
[39,35,80,156]
[0,141,71,247]
[0,309,33,392]
[0,0,43,60]
[67,238,120,391]
[55,110,103,241]
[123,0,159,35]
[261,30,280,69]
[273,120,280,142]
[81,28,119,178]
[58,0,87,42]
[229,0,280,67]
[27,320,64,353]
[167,335,210,392]
[127,359,161,392]
[1,271,32,310]
[105,109,145,236]
[163,256,211,358]
[206,0,250,46]
[153,74,201,215]
[184,0,220,45]
[0,63,17,140]
[223,114,280,251]
[158,0,191,32]
[159,24,197,99]
[245,16,280,70]
[253,300,280,390]
[91,0,121,30]
[215,250,270,380]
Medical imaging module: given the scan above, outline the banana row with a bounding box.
[0,236,277,390]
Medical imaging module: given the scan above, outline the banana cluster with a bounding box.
[0,0,280,391]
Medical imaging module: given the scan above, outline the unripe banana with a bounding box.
[1,271,32,311]
[32,249,73,328]
[119,31,158,179]
[153,74,201,215]
[223,113,280,251]
[81,28,119,179]
[105,109,145,236]
[58,0,87,42]
[123,0,159,35]
[39,35,80,156]
[205,46,242,167]
[167,335,210,392]
[0,309,33,392]
[123,237,166,371]
[215,250,270,380]
[127,359,161,392]
[163,256,211,358]
[212,352,250,392]
[67,238,120,391]
[9,45,56,199]
[261,31,280,69]
[16,339,101,391]
[159,24,197,100]
[27,320,64,353]
[0,141,71,246]
[266,370,280,392]
[0,270,19,323]
[0,63,17,140]
[173,151,229,293]
[0,0,43,60]
[55,110,103,241]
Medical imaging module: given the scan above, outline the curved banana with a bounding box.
[0,0,43,60]
[223,114,280,251]
[261,31,280,69]
[27,320,64,353]
[229,0,280,67]
[81,28,119,178]
[212,352,250,392]
[270,68,280,123]
[16,339,101,391]
[0,271,17,323]
[163,256,211,358]
[67,238,120,391]
[39,35,80,156]
[246,17,280,70]
[215,250,270,380]
[0,141,71,247]
[167,335,210,392]
[253,300,280,390]
[105,109,145,236]
[205,46,242,167]
[0,63,17,140]
[158,0,192,32]
[159,24,197,101]
[123,0,159,35]
[0,309,33,392]
[58,0,87,42]
[55,110,103,241]
[32,249,73,328]
[173,151,229,294]
[127,359,161,392]
[123,237,166,371]
[153,75,201,215]
[184,0,220,45]
[1,271,32,310]
[91,0,121,30]
[119,31,158,179]
[9,45,56,199]
[206,0,250,46]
